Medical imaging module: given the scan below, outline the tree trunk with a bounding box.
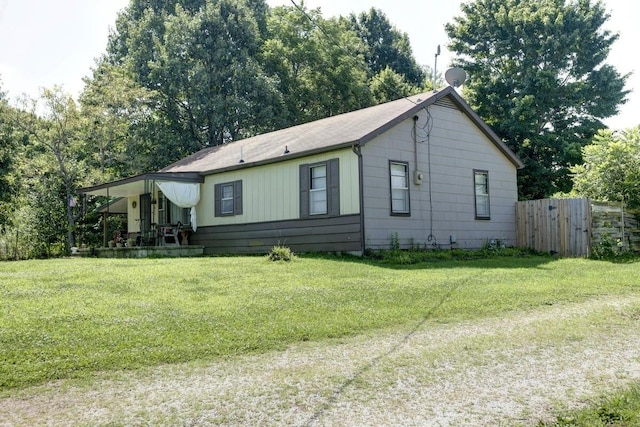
[67,192,76,249]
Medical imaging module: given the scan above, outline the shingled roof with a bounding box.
[161,86,523,175]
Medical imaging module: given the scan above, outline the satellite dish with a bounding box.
[445,67,467,88]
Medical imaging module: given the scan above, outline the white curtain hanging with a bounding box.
[156,181,201,231]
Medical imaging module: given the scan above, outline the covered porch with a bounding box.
[78,172,205,257]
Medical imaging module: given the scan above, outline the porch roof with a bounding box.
[77,172,204,198]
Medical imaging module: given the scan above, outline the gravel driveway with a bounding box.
[2,295,640,426]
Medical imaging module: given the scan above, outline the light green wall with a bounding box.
[198,148,360,226]
[127,196,140,232]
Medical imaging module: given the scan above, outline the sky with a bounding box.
[0,0,637,130]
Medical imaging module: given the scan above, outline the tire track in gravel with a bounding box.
[302,271,480,427]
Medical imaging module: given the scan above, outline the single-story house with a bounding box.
[78,86,524,254]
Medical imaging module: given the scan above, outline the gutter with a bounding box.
[198,142,357,176]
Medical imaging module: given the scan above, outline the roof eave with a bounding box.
[356,90,445,147]
[356,87,524,170]
[77,172,205,197]
[197,142,356,176]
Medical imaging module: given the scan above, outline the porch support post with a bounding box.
[103,212,108,247]
[105,187,110,248]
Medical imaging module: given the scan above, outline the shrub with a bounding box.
[591,233,625,260]
[267,245,296,262]
[389,232,400,250]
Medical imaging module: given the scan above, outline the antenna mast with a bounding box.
[433,45,441,92]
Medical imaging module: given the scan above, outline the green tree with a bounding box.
[369,66,424,104]
[80,61,158,178]
[0,81,19,228]
[106,0,279,150]
[13,88,86,250]
[20,156,69,258]
[261,5,371,126]
[348,8,426,87]
[107,0,268,61]
[572,127,640,208]
[446,0,629,199]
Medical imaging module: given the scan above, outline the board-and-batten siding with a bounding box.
[196,149,359,226]
[191,149,361,254]
[361,103,518,250]
[191,214,362,254]
[127,196,140,233]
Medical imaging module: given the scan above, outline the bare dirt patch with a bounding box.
[2,295,640,426]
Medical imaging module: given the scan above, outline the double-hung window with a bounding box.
[215,180,243,217]
[221,183,234,215]
[309,165,327,215]
[299,159,340,218]
[390,161,410,215]
[474,170,490,219]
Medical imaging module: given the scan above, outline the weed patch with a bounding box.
[540,384,640,426]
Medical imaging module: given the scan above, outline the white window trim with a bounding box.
[221,183,234,215]
[309,164,328,215]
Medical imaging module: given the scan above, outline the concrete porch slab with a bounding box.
[92,246,205,258]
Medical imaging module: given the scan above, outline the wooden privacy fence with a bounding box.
[516,198,591,257]
[516,198,640,257]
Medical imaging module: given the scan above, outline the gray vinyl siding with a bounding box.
[189,214,362,254]
[361,102,518,250]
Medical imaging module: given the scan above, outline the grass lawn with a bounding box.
[1,253,640,394]
[541,384,640,426]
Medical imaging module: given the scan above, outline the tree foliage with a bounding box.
[106,0,279,150]
[369,66,422,104]
[261,5,372,126]
[105,2,427,139]
[13,88,86,250]
[80,62,159,177]
[572,127,640,208]
[348,8,426,87]
[446,0,629,199]
[0,82,19,228]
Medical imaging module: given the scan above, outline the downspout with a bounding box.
[352,142,365,255]
[413,115,419,174]
[621,196,626,251]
